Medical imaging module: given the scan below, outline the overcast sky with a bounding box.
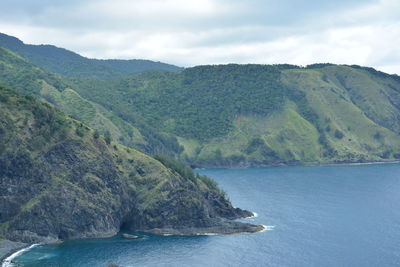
[1,0,399,74]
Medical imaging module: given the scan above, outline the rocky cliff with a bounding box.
[0,87,261,245]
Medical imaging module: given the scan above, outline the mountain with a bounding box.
[1,33,399,168]
[0,86,260,245]
[68,64,400,167]
[0,33,183,78]
[0,46,182,156]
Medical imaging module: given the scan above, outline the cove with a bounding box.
[10,163,400,267]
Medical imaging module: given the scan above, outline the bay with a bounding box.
[11,163,400,266]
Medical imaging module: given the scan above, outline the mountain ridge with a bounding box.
[0,32,183,78]
[0,33,399,168]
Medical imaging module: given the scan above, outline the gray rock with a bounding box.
[0,240,28,261]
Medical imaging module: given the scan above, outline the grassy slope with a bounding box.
[282,67,400,161]
[177,66,400,166]
[0,47,149,150]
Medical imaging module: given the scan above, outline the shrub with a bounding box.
[155,155,194,178]
[373,131,382,140]
[75,127,85,137]
[93,130,100,139]
[105,136,111,145]
[334,129,344,139]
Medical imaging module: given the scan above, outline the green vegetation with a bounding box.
[70,65,286,140]
[1,86,247,242]
[154,154,222,193]
[0,33,182,78]
[70,64,400,166]
[0,46,182,156]
[1,33,400,167]
[334,130,344,139]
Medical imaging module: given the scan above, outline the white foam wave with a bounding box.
[260,225,275,232]
[244,212,258,219]
[196,233,218,236]
[2,244,39,267]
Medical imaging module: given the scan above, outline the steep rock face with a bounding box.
[0,87,259,244]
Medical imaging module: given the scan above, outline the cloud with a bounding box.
[0,0,399,74]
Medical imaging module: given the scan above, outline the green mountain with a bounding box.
[0,46,182,156]
[0,33,182,78]
[0,86,260,244]
[1,33,399,168]
[68,64,400,167]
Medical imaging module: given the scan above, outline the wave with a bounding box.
[196,233,219,236]
[244,212,258,219]
[260,225,275,232]
[2,244,39,267]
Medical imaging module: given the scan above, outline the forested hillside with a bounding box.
[1,33,399,168]
[0,47,182,156]
[68,64,400,167]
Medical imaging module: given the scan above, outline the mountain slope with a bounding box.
[0,46,182,156]
[1,33,399,167]
[0,86,260,244]
[67,64,400,167]
[0,33,182,78]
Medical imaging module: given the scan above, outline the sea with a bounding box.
[6,163,400,267]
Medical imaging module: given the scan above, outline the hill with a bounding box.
[0,86,260,245]
[0,33,182,78]
[1,34,399,168]
[0,46,182,156]
[69,64,400,167]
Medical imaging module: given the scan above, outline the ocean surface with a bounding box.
[8,163,400,267]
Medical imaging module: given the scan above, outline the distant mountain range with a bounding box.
[0,32,183,78]
[0,33,399,168]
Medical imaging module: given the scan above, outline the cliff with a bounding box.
[0,87,261,245]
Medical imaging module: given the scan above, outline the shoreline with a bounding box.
[194,159,400,170]
[1,244,38,267]
[1,215,265,264]
[151,224,266,237]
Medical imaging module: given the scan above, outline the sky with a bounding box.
[1,0,400,74]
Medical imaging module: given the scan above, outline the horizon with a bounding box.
[1,0,399,74]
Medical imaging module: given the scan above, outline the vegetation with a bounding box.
[1,86,247,242]
[0,46,182,156]
[1,33,400,167]
[69,65,287,140]
[0,33,182,78]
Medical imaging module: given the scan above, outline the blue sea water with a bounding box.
[10,163,400,267]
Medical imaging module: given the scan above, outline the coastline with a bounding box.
[0,213,265,265]
[0,240,30,265]
[1,244,38,267]
[194,159,400,170]
[143,224,266,237]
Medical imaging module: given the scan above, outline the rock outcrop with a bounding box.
[0,87,261,245]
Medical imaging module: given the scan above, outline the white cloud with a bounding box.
[0,0,400,74]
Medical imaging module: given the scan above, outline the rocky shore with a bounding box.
[140,222,265,236]
[0,240,28,263]
[0,220,263,264]
[192,159,400,169]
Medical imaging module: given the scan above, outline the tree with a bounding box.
[334,130,344,139]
